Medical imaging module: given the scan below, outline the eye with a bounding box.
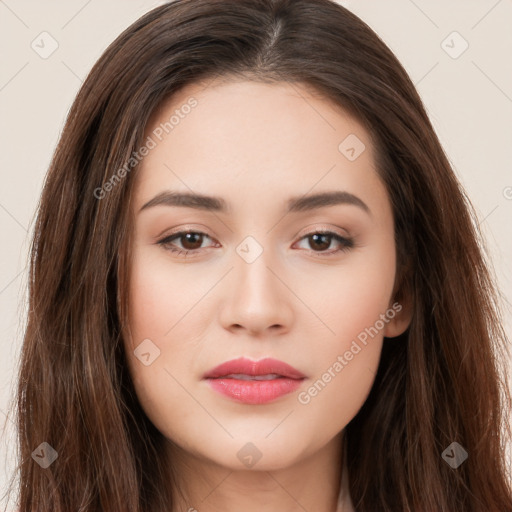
[157,230,217,257]
[157,229,354,258]
[293,231,354,257]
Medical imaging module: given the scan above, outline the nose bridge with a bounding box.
[238,236,275,289]
[219,233,293,334]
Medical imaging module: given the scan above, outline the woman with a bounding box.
[6,0,512,510]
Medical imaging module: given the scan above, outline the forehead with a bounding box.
[134,78,387,217]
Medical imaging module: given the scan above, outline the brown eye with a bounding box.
[308,233,332,251]
[177,232,205,250]
[295,231,354,256]
[157,231,215,256]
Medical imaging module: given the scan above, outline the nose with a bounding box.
[218,245,294,337]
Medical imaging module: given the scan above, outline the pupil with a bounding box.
[182,233,202,250]
[311,234,330,251]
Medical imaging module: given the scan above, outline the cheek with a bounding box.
[293,235,395,418]
[124,251,206,443]
[299,234,396,346]
[125,242,219,374]
[127,245,206,344]
[124,249,181,386]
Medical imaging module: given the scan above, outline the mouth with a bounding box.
[219,373,287,381]
[203,356,306,380]
[203,357,306,405]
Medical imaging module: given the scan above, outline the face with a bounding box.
[124,78,411,471]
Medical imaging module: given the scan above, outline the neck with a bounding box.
[167,432,345,512]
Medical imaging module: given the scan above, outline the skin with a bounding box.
[124,77,412,512]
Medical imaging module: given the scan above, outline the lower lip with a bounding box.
[206,377,304,404]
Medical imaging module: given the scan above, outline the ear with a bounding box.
[383,297,413,338]
[384,265,413,338]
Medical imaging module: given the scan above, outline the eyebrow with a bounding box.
[139,190,371,215]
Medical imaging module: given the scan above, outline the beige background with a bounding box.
[1,0,511,506]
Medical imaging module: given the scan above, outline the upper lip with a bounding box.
[203,357,306,379]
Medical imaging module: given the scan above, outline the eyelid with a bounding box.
[155,224,212,240]
[294,223,350,240]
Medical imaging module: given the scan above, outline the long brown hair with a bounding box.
[4,0,511,510]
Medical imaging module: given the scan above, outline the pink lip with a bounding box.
[203,357,306,405]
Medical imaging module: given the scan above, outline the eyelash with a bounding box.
[156,229,354,258]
